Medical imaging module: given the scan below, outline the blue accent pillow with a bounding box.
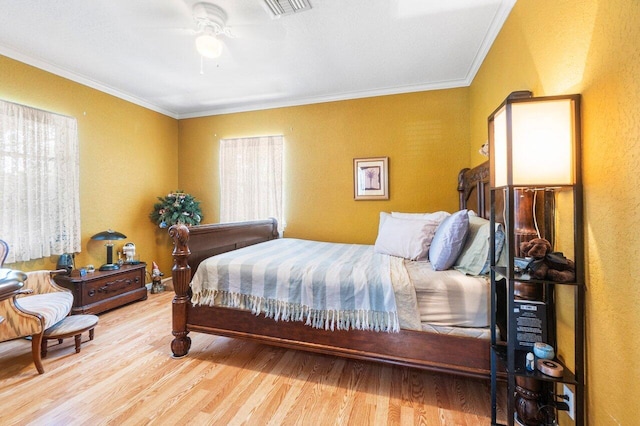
[480,224,506,274]
[429,209,470,271]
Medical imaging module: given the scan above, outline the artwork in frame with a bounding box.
[353,157,389,200]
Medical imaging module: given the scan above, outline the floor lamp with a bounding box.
[489,90,580,425]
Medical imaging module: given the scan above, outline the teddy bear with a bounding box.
[519,238,576,283]
[519,238,551,259]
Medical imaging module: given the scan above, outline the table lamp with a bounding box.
[91,229,127,271]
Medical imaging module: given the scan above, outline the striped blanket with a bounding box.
[190,238,400,332]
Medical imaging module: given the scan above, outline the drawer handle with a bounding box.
[98,278,135,294]
[88,289,96,297]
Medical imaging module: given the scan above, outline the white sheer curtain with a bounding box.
[0,100,81,263]
[219,136,284,232]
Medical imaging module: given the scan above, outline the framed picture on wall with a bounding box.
[353,157,389,200]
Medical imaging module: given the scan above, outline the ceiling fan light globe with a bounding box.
[196,34,223,58]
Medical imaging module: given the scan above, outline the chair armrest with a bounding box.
[0,280,25,302]
[0,269,27,302]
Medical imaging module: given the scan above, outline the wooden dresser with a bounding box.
[54,263,147,315]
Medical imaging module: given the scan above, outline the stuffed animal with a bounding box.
[519,238,551,259]
[519,238,576,283]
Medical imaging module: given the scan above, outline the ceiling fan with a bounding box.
[192,2,234,59]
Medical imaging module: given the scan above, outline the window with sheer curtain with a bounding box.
[0,99,81,263]
[219,136,284,232]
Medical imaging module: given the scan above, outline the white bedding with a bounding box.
[191,239,404,332]
[405,260,490,328]
[189,239,490,334]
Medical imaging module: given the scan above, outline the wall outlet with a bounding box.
[563,384,575,420]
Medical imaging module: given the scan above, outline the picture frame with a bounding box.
[353,157,389,200]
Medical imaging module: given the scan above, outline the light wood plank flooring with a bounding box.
[0,291,506,425]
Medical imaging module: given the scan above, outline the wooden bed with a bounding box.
[169,161,496,379]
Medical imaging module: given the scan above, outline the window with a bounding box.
[0,99,81,263]
[219,136,284,232]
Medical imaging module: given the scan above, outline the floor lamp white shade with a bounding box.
[490,94,579,188]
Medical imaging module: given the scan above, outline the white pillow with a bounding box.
[379,211,391,233]
[374,216,439,260]
[380,210,448,233]
[429,209,470,271]
[392,211,450,224]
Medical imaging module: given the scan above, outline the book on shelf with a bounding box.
[513,299,547,351]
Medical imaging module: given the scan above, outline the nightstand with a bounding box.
[54,263,147,314]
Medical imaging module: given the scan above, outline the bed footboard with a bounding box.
[168,218,279,357]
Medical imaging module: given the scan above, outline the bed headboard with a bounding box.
[457,161,504,221]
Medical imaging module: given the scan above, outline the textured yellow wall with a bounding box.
[9,5,637,422]
[470,0,640,423]
[178,89,470,244]
[0,55,469,276]
[0,56,179,277]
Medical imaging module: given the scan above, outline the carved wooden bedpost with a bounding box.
[169,224,192,358]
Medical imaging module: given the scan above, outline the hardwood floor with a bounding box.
[0,291,506,425]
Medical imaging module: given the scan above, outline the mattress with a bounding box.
[405,260,490,328]
[421,323,491,339]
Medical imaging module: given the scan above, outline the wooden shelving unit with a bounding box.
[489,184,585,425]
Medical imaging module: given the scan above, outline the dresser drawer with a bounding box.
[54,263,147,314]
[83,269,142,303]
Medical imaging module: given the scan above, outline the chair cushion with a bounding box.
[44,314,98,338]
[16,292,73,329]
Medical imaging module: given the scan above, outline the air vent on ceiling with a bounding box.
[263,0,312,17]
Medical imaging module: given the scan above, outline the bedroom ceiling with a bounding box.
[0,0,516,119]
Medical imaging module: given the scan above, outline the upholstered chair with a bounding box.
[0,270,73,373]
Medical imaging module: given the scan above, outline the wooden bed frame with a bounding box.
[169,162,496,379]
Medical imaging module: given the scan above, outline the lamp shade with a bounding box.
[489,92,581,188]
[91,230,126,241]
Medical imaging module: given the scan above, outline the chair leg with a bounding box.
[41,335,48,358]
[74,334,82,353]
[31,332,45,374]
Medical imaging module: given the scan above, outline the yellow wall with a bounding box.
[178,89,470,244]
[1,55,470,280]
[0,55,179,277]
[7,3,635,421]
[470,0,640,423]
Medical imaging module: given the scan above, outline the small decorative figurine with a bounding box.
[123,242,136,263]
[150,261,165,294]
